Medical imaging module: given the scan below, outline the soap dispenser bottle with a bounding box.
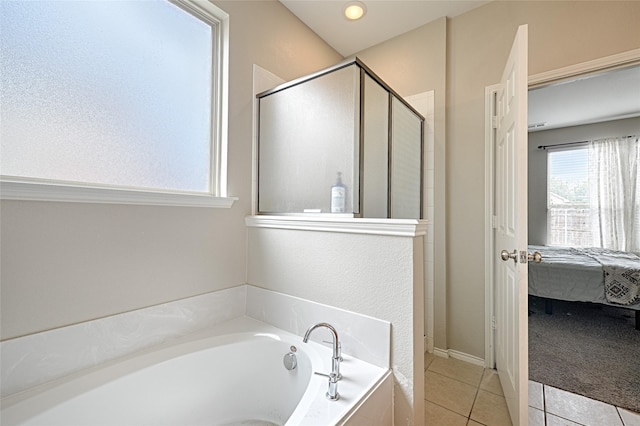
[330,172,347,213]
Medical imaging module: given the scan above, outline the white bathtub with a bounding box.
[1,317,390,426]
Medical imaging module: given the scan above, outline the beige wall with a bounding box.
[357,16,449,350]
[3,1,640,422]
[446,0,640,358]
[0,0,341,340]
[351,1,640,359]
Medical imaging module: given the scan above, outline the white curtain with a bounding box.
[588,135,640,253]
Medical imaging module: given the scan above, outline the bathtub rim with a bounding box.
[1,316,388,426]
[1,317,317,405]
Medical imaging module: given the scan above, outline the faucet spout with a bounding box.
[303,322,339,359]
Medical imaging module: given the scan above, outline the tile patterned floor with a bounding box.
[424,352,640,426]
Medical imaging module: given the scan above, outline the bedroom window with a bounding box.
[0,0,232,207]
[547,135,640,252]
[547,147,591,247]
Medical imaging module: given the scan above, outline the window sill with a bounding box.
[245,215,428,237]
[0,180,238,208]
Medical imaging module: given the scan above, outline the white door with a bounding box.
[494,24,528,426]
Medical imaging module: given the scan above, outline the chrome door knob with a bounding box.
[500,249,517,263]
[528,251,542,263]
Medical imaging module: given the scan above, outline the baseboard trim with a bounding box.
[432,347,449,358]
[432,347,486,367]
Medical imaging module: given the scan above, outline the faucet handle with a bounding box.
[326,373,340,400]
[313,371,340,400]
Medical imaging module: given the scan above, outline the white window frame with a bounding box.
[0,0,235,208]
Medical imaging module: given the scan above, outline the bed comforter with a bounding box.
[528,245,640,309]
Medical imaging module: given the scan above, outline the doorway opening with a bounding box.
[485,47,640,414]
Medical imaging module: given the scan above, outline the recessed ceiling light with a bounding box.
[344,2,366,20]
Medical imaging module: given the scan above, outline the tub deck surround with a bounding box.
[1,285,391,423]
[247,214,426,425]
[0,285,248,398]
[1,317,390,426]
[246,285,390,369]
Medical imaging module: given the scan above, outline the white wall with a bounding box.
[528,116,640,244]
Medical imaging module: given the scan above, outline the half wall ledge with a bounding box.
[245,215,428,237]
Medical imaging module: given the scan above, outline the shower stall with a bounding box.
[256,58,424,219]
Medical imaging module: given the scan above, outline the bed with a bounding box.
[527,245,640,330]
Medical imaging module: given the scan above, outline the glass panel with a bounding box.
[391,97,422,219]
[1,0,213,193]
[362,75,389,218]
[258,65,359,214]
[547,148,590,246]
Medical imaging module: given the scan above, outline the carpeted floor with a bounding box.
[528,296,640,414]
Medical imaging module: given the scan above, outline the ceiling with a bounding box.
[280,1,640,131]
[528,65,640,131]
[279,0,489,57]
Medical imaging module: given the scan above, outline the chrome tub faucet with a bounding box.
[303,322,341,400]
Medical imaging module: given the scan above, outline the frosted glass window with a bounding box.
[1,0,218,193]
[391,97,422,219]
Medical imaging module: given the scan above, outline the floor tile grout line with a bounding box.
[542,384,594,426]
[426,366,485,390]
[542,385,592,426]
[467,378,482,421]
[426,366,513,425]
[426,368,483,390]
[616,407,625,426]
[543,383,636,425]
[428,359,640,426]
[616,406,631,426]
[547,412,589,426]
[425,366,484,423]
[542,383,547,426]
[423,397,472,421]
